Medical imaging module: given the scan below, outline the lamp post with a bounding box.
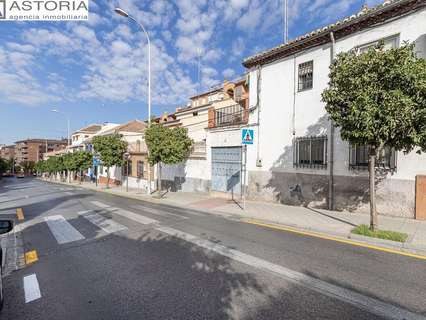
[114,7,152,195]
[123,152,130,192]
[51,109,71,146]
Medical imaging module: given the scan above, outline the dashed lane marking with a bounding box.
[23,274,41,303]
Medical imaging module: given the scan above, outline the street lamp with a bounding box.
[51,109,71,147]
[114,7,152,195]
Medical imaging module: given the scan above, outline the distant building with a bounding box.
[0,145,15,161]
[15,139,67,164]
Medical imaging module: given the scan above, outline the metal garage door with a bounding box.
[211,147,242,196]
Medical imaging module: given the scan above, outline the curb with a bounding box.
[40,179,426,258]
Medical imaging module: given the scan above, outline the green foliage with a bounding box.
[21,161,35,174]
[352,225,408,243]
[35,160,46,173]
[145,124,193,166]
[322,42,426,152]
[0,158,8,175]
[92,134,128,168]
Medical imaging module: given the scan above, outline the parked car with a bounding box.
[16,173,25,179]
[0,220,14,309]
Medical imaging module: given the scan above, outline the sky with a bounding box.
[0,0,383,145]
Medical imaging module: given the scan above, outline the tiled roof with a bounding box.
[74,124,103,134]
[243,0,423,68]
[114,120,147,133]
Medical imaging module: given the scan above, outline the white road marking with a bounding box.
[113,208,159,225]
[78,210,128,234]
[44,215,85,244]
[156,226,424,320]
[90,201,111,208]
[90,201,158,225]
[132,205,189,220]
[23,274,41,303]
[64,192,73,195]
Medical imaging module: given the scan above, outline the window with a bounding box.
[293,136,327,168]
[234,86,243,101]
[298,61,313,91]
[137,161,144,178]
[193,111,198,117]
[349,145,396,170]
[358,35,399,53]
[127,160,133,176]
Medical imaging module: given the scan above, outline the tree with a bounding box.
[0,158,8,178]
[73,151,93,183]
[35,160,46,176]
[322,42,426,231]
[21,161,35,175]
[92,134,128,188]
[145,124,193,191]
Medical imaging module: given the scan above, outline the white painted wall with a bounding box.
[248,7,426,181]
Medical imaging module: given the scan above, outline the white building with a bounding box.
[241,0,426,218]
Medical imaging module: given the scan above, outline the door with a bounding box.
[416,175,426,220]
[211,147,242,196]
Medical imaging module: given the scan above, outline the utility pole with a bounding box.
[284,0,289,43]
[197,48,202,95]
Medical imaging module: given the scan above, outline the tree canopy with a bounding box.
[145,124,193,166]
[92,134,128,168]
[322,42,426,152]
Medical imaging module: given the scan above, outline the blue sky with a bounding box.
[0,0,382,144]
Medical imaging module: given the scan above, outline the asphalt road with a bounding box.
[0,178,425,320]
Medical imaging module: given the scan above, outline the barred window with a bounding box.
[137,161,144,178]
[298,61,313,91]
[349,145,396,170]
[293,136,327,168]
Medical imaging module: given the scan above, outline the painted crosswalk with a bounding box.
[90,201,159,225]
[78,210,128,234]
[44,215,85,244]
[132,205,189,220]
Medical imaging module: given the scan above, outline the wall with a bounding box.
[246,8,426,218]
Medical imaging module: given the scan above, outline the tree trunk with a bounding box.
[158,162,162,192]
[369,147,378,231]
[106,167,110,189]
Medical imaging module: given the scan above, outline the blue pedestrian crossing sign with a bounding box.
[242,129,254,145]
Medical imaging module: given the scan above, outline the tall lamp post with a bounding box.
[51,109,71,147]
[114,7,152,195]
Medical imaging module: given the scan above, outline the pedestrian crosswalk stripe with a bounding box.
[23,274,41,303]
[114,208,159,225]
[132,205,189,220]
[90,201,111,208]
[90,202,158,225]
[44,215,85,244]
[78,210,128,234]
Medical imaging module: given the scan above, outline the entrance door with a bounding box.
[211,147,242,196]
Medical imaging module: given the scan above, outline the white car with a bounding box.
[0,220,14,309]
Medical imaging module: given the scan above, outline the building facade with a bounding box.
[0,145,15,161]
[15,139,68,164]
[241,0,426,218]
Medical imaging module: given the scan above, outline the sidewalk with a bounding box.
[48,179,426,256]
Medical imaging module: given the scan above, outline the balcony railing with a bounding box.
[209,103,248,129]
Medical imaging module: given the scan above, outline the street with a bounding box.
[0,178,425,320]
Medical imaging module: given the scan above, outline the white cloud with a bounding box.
[222,68,236,79]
